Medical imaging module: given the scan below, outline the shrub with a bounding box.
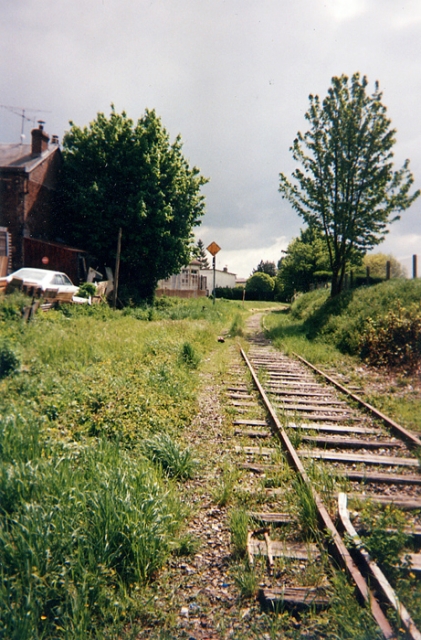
[0,341,20,378]
[76,282,97,298]
[360,302,421,371]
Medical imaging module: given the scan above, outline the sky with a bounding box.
[1,0,420,278]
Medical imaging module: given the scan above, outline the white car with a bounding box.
[0,268,79,302]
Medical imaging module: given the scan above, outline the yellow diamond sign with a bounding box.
[206,241,221,256]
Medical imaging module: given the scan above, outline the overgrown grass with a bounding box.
[0,295,245,637]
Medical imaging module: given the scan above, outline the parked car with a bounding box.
[0,268,79,302]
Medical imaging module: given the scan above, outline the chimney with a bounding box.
[31,121,50,156]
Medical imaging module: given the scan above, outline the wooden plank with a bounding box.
[240,462,272,473]
[272,395,346,406]
[249,512,294,524]
[228,392,254,399]
[299,449,419,467]
[339,470,421,485]
[282,412,363,422]
[235,446,274,456]
[248,539,320,560]
[259,586,330,608]
[299,435,403,449]
[275,402,352,413]
[268,388,342,399]
[233,419,269,427]
[234,429,271,438]
[232,401,258,407]
[288,422,379,435]
[348,493,421,510]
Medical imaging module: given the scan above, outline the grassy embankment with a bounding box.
[0,295,249,638]
[264,279,421,434]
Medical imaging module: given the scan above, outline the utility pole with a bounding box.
[113,228,122,309]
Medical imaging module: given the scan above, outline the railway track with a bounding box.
[226,314,421,639]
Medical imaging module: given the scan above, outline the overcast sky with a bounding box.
[1,0,420,277]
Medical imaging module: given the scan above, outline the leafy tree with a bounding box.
[279,73,419,297]
[245,272,275,300]
[57,107,208,302]
[276,228,331,301]
[362,253,406,279]
[194,238,210,269]
[253,260,277,277]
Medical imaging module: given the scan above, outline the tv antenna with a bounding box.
[0,105,52,140]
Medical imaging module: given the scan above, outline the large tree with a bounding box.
[279,73,419,297]
[276,228,331,301]
[253,260,277,277]
[57,107,208,301]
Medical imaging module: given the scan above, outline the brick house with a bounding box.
[0,123,62,273]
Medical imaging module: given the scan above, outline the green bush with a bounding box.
[0,341,20,378]
[360,303,421,370]
[179,341,201,368]
[76,282,97,298]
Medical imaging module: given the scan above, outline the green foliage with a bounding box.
[76,282,97,298]
[229,312,245,337]
[362,252,407,279]
[193,238,210,269]
[233,562,258,599]
[276,228,331,301]
[360,302,421,371]
[279,72,419,297]
[179,341,201,369]
[245,272,275,301]
[0,341,20,378]
[282,279,421,361]
[359,504,410,579]
[57,106,208,302]
[0,423,183,638]
[253,259,277,277]
[229,509,249,558]
[213,465,240,507]
[142,433,196,480]
[215,286,244,300]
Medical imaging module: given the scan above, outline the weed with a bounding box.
[359,503,410,579]
[229,312,245,337]
[213,464,240,507]
[293,477,319,541]
[233,561,258,599]
[142,433,197,480]
[229,508,250,558]
[179,341,201,368]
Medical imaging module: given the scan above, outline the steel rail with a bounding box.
[240,347,395,640]
[293,352,421,449]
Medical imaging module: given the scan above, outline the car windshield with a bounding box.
[12,269,49,283]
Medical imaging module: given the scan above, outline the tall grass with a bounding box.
[0,415,184,638]
[0,294,244,637]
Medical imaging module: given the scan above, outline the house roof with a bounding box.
[0,142,60,173]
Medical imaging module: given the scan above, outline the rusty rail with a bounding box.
[240,347,396,640]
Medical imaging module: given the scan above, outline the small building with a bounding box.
[200,265,237,290]
[156,259,207,298]
[0,123,62,271]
